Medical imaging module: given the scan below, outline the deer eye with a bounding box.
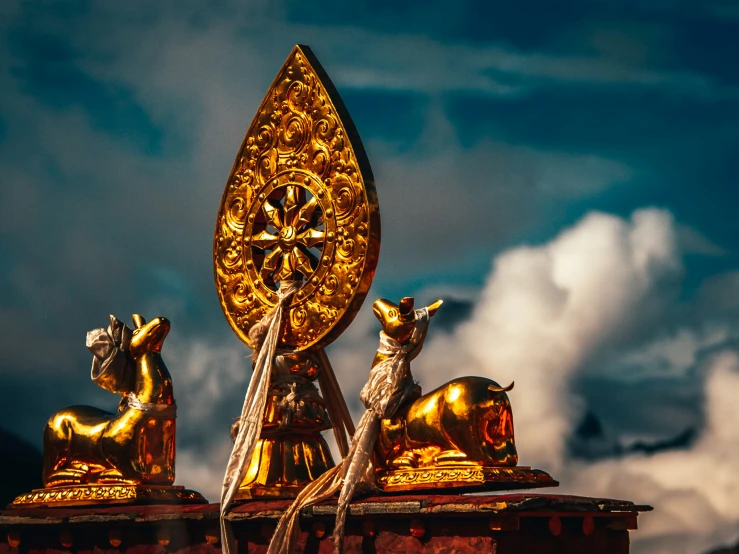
[388,309,398,319]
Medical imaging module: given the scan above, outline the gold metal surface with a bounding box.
[370,297,557,492]
[21,314,205,507]
[215,45,372,500]
[378,376,518,469]
[10,485,205,508]
[234,351,336,499]
[235,435,334,499]
[214,44,380,352]
[376,466,558,492]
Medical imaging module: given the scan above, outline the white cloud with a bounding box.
[601,326,729,381]
[40,6,722,107]
[565,352,739,554]
[165,337,249,422]
[402,207,738,553]
[677,224,727,257]
[414,208,681,471]
[175,444,232,503]
[290,25,719,98]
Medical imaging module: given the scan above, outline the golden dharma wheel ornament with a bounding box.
[214,44,380,350]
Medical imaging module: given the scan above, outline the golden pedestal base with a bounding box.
[235,483,306,500]
[376,465,558,493]
[10,484,207,508]
[236,435,335,501]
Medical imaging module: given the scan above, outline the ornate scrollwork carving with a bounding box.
[214,45,380,350]
[376,466,559,492]
[11,485,206,507]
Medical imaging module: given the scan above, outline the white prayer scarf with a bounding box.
[87,315,135,394]
[267,307,431,554]
[220,281,299,554]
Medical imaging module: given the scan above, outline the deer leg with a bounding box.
[389,451,421,469]
[101,410,145,481]
[96,468,135,484]
[378,412,410,469]
[43,414,87,486]
[433,449,473,465]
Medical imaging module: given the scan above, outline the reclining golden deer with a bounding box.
[43,314,176,487]
[372,297,518,472]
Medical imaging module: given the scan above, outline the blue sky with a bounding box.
[1,2,739,551]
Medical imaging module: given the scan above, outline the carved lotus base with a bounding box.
[9,484,207,508]
[376,465,558,493]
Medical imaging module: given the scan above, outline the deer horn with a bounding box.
[489,381,514,393]
[398,297,415,320]
[427,299,443,316]
[132,314,146,329]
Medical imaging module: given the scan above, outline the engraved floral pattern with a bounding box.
[214,46,380,350]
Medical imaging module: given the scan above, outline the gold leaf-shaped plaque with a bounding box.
[214,45,380,350]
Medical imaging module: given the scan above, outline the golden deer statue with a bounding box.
[372,297,519,476]
[42,314,176,487]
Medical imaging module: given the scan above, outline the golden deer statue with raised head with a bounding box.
[43,314,176,487]
[373,297,518,472]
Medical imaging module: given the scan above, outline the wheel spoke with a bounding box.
[293,248,314,277]
[262,201,283,230]
[296,196,319,228]
[255,187,324,286]
[261,247,282,279]
[284,186,300,227]
[297,228,325,249]
[251,230,278,250]
[277,250,296,281]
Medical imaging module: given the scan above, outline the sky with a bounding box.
[1,1,739,552]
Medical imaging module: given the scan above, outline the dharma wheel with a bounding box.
[213,45,380,350]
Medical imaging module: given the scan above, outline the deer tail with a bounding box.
[489,381,514,393]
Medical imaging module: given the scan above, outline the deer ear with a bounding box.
[399,297,415,316]
[132,314,146,329]
[427,299,443,317]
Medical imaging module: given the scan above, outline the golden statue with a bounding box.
[371,297,557,491]
[12,314,205,507]
[267,296,557,553]
[214,44,559,553]
[231,351,336,497]
[214,45,378,501]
